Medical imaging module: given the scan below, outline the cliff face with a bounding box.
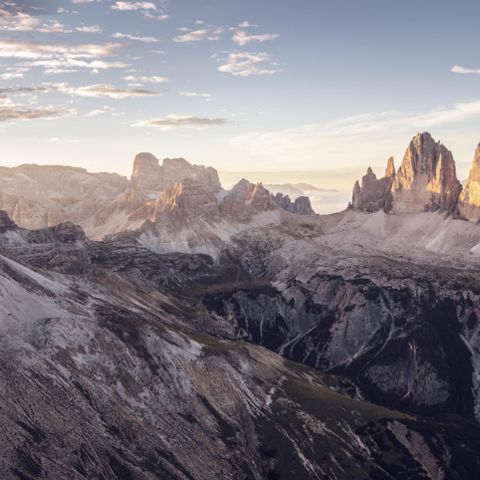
[458,144,480,221]
[391,132,462,213]
[352,133,463,215]
[131,153,221,199]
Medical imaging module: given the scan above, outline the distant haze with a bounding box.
[219,169,364,214]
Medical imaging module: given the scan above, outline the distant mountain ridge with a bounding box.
[0,153,315,246]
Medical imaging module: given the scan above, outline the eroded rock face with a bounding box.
[220,179,278,219]
[131,153,221,199]
[352,159,395,212]
[272,192,315,215]
[391,132,462,213]
[154,178,219,222]
[458,143,480,221]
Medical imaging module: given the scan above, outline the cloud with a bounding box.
[0,11,39,31]
[0,97,73,124]
[218,51,281,77]
[84,106,114,117]
[173,27,224,43]
[0,39,123,60]
[111,1,168,20]
[232,30,279,46]
[0,68,27,80]
[77,25,103,33]
[38,21,72,33]
[0,83,160,99]
[134,114,229,130]
[62,83,160,99]
[112,32,159,43]
[124,75,168,83]
[111,1,157,11]
[230,99,480,170]
[451,65,480,75]
[180,91,213,101]
[0,39,129,73]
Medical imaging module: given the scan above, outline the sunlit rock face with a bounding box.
[220,179,278,219]
[458,143,480,221]
[391,132,462,214]
[352,158,395,212]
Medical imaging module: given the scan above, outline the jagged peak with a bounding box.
[385,157,395,177]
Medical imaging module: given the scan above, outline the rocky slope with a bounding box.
[5,134,480,478]
[3,214,480,479]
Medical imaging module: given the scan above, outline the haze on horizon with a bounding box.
[0,0,479,195]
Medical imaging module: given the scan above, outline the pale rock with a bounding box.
[458,143,480,221]
[352,158,395,213]
[391,132,461,213]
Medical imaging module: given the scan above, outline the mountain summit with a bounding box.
[352,132,464,215]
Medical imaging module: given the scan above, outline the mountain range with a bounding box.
[2,132,480,479]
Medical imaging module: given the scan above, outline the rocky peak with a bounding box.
[458,143,480,220]
[352,160,395,213]
[220,180,278,218]
[391,132,461,213]
[131,153,163,199]
[245,183,278,211]
[272,192,315,215]
[131,153,221,199]
[385,157,396,178]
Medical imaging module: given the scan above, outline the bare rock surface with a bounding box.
[391,132,462,213]
[459,143,480,220]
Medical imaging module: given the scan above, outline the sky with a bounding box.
[1,0,480,190]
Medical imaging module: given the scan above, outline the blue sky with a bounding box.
[1,0,480,186]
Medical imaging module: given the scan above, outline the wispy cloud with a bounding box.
[218,51,281,77]
[232,30,279,46]
[134,114,229,130]
[111,1,157,11]
[173,27,224,43]
[110,1,167,19]
[112,32,159,43]
[231,99,480,169]
[124,75,168,83]
[180,91,213,101]
[0,98,73,124]
[451,65,480,75]
[76,25,103,34]
[0,39,129,73]
[0,83,160,99]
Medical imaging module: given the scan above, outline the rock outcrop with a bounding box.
[352,158,395,212]
[352,133,464,215]
[272,192,315,215]
[220,179,278,219]
[153,178,219,222]
[458,143,480,221]
[391,132,462,213]
[131,153,221,199]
